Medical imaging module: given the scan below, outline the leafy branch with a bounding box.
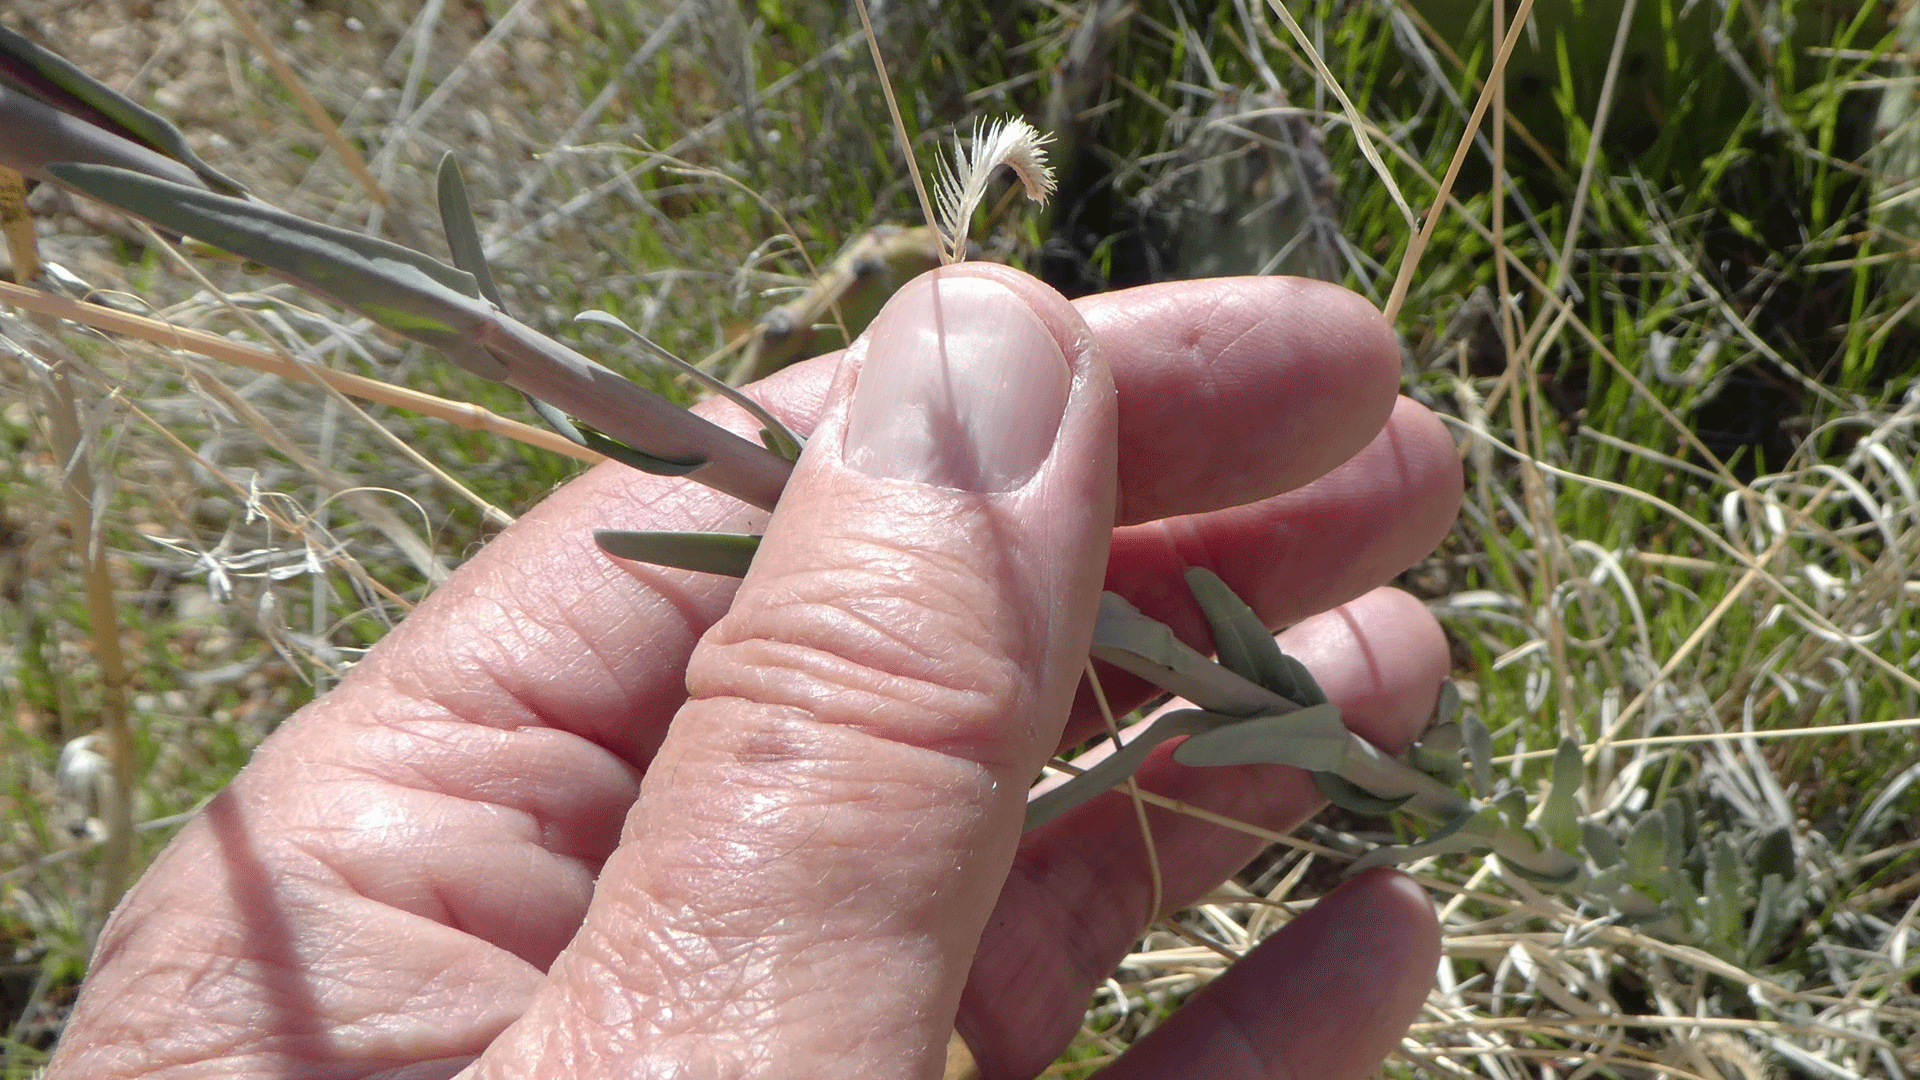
[0,27,1805,965]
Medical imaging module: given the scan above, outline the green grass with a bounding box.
[4,0,1920,1074]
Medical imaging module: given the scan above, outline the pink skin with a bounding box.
[46,266,1457,1080]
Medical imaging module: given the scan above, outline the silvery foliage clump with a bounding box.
[1066,567,1807,967]
[0,27,1803,963]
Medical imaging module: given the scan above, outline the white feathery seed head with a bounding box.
[933,116,1055,262]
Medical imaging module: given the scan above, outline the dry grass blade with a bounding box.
[853,0,941,262]
[209,0,388,208]
[3,189,136,931]
[1544,0,1639,297]
[1383,0,1537,323]
[1259,0,1415,228]
[0,281,596,467]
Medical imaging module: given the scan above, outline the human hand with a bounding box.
[47,264,1460,1079]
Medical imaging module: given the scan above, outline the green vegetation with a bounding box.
[3,0,1918,1075]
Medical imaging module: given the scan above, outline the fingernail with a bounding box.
[843,274,1069,493]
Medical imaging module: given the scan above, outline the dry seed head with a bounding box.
[934,117,1055,262]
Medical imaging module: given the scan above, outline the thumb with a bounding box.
[473,264,1117,1078]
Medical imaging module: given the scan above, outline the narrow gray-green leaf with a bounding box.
[576,428,705,476]
[1274,654,1329,707]
[1024,710,1233,831]
[1434,679,1461,727]
[1502,852,1584,887]
[1605,874,1662,919]
[1746,873,1803,959]
[1089,592,1295,718]
[1662,797,1691,869]
[1583,821,1622,868]
[1,84,208,192]
[523,392,586,444]
[576,310,805,462]
[521,390,706,478]
[1408,724,1466,786]
[1625,812,1667,891]
[47,163,506,379]
[1754,826,1795,883]
[1538,737,1584,853]
[1182,566,1290,696]
[1663,861,1699,931]
[1313,771,1415,815]
[1464,711,1493,797]
[1172,703,1348,770]
[0,24,245,194]
[437,153,505,309]
[594,530,759,577]
[1494,788,1529,830]
[1587,864,1627,899]
[1348,808,1488,874]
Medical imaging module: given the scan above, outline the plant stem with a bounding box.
[8,166,137,927]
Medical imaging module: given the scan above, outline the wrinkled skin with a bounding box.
[47,266,1459,1080]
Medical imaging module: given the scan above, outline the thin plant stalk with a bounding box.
[1260,0,1416,229]
[0,281,598,465]
[852,0,944,262]
[1382,0,1538,323]
[47,367,136,926]
[1546,0,1641,298]
[6,166,136,925]
[133,219,512,538]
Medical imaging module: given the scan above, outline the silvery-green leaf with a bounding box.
[1172,703,1348,770]
[0,24,245,194]
[436,153,505,309]
[1611,882,1663,919]
[1274,654,1328,707]
[1495,788,1529,830]
[1587,864,1625,896]
[1661,797,1691,871]
[48,163,507,380]
[1503,852,1584,887]
[54,164,477,298]
[1755,826,1795,883]
[1024,709,1233,831]
[1663,860,1699,932]
[523,393,586,444]
[574,424,704,475]
[1538,737,1584,852]
[594,530,760,577]
[1706,833,1744,953]
[1,83,208,191]
[1089,593,1295,718]
[1464,711,1492,797]
[1348,808,1487,873]
[1746,872,1803,959]
[1313,771,1415,815]
[51,170,787,511]
[1625,812,1667,891]
[1434,679,1461,727]
[1421,720,1463,757]
[520,394,705,477]
[576,310,805,462]
[1583,821,1622,868]
[1408,725,1466,786]
[1182,567,1289,695]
